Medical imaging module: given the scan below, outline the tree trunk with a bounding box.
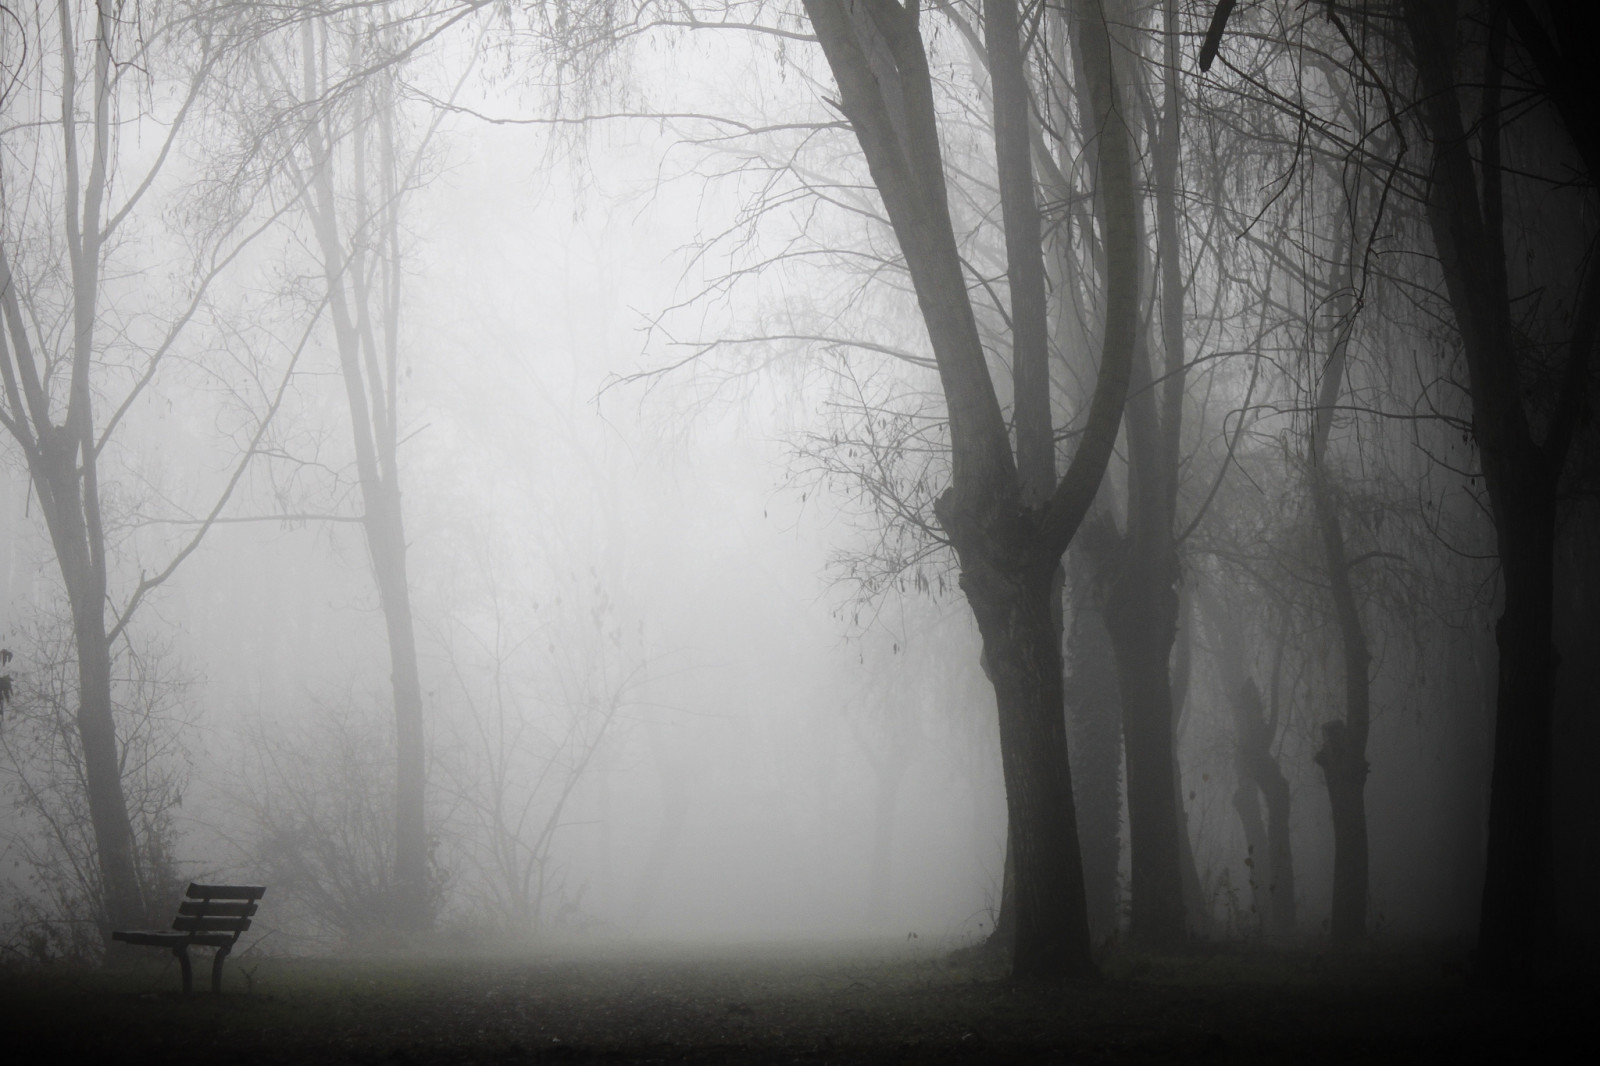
[1064,533,1123,941]
[298,22,432,930]
[8,429,149,936]
[1477,485,1558,973]
[1105,560,1186,949]
[803,0,1138,979]
[1230,781,1268,923]
[1310,471,1370,943]
[367,486,431,928]
[1397,0,1599,980]
[1170,593,1211,939]
[1255,734,1297,937]
[47,459,143,932]
[958,556,1093,978]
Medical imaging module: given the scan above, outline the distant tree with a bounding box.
[239,6,474,931]
[0,0,295,935]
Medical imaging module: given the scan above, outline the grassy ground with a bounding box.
[0,938,1584,1063]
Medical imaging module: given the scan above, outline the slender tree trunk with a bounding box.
[296,21,432,929]
[1205,588,1297,937]
[366,484,430,926]
[1310,469,1370,942]
[1170,592,1211,939]
[0,1,147,935]
[1259,766,1296,936]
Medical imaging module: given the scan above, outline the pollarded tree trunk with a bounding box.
[950,546,1091,976]
[802,0,1140,979]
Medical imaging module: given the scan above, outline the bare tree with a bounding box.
[1396,0,1600,980]
[0,1,297,934]
[799,0,1139,978]
[239,6,479,930]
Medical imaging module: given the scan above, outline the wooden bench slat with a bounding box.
[172,916,252,933]
[114,929,240,949]
[186,883,265,901]
[112,930,188,946]
[177,900,257,918]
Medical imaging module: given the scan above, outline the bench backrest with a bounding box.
[170,883,264,940]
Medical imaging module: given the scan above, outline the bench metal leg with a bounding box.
[211,944,232,994]
[174,946,193,995]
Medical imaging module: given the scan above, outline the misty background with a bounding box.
[0,0,1592,969]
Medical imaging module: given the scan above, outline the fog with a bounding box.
[0,1,1595,1001]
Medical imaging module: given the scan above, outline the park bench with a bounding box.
[112,883,265,994]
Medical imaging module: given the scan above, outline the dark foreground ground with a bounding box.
[0,939,1587,1064]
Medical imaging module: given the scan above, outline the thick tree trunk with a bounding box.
[803,0,1137,979]
[1477,485,1558,973]
[1064,535,1123,942]
[1104,561,1186,949]
[958,556,1092,978]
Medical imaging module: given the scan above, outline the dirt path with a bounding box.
[0,941,1581,1063]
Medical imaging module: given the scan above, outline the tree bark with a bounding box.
[1398,0,1598,979]
[1309,467,1370,943]
[0,0,145,935]
[802,0,1139,979]
[1064,529,1123,942]
[1104,558,1185,948]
